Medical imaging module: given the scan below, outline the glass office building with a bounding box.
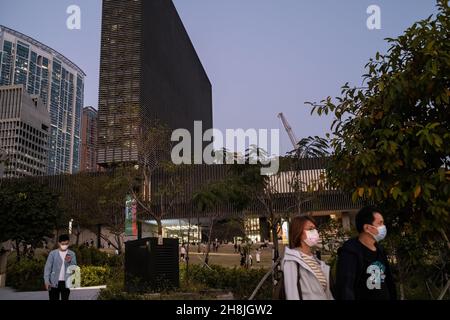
[0,25,85,175]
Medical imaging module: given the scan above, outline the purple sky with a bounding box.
[0,0,438,154]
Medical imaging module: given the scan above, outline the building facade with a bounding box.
[97,0,213,167]
[0,84,50,177]
[0,25,85,175]
[80,106,98,172]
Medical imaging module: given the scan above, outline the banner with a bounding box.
[125,195,137,236]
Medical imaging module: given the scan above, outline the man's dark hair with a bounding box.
[355,206,382,233]
[58,234,70,243]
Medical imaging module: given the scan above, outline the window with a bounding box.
[16,43,30,59]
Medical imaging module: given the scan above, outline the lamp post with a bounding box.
[69,219,74,235]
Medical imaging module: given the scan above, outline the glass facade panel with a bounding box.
[0,26,85,175]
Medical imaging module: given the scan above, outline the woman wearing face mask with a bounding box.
[282,216,334,300]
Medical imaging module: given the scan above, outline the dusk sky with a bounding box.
[0,0,438,154]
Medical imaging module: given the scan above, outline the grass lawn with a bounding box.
[183,244,287,269]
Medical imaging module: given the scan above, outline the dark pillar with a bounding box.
[259,217,270,242]
[97,224,102,248]
[138,221,142,240]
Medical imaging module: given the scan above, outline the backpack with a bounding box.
[273,261,303,300]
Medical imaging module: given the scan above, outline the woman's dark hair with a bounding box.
[355,206,382,233]
[289,216,317,249]
[58,234,70,243]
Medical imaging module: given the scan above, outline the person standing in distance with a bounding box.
[44,234,77,301]
[335,206,397,300]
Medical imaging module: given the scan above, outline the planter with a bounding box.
[125,237,179,293]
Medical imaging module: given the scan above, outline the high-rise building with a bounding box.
[80,106,98,172]
[0,25,85,175]
[0,84,50,178]
[97,0,213,167]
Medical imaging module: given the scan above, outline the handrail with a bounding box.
[248,257,282,300]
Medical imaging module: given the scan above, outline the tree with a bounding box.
[62,173,103,246]
[286,136,330,216]
[62,171,130,252]
[193,180,229,266]
[128,121,176,239]
[308,0,450,238]
[229,143,329,263]
[96,169,131,253]
[211,218,245,242]
[308,0,450,298]
[0,179,61,260]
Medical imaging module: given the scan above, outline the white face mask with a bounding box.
[304,229,320,247]
[369,225,387,242]
[60,244,69,251]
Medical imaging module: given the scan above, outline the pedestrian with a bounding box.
[180,244,187,262]
[201,243,206,255]
[234,243,238,253]
[248,253,253,267]
[240,252,246,267]
[282,216,334,300]
[256,249,261,264]
[335,206,397,300]
[44,234,77,301]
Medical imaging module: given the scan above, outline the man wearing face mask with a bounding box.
[44,234,77,300]
[335,206,397,300]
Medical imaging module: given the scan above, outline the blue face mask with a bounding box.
[370,225,387,242]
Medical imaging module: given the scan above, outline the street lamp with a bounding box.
[69,219,74,235]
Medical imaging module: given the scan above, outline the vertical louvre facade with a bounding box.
[97,0,213,167]
[80,106,98,172]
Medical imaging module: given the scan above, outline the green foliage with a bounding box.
[287,136,330,158]
[70,245,123,267]
[210,218,245,242]
[62,172,130,240]
[308,0,450,236]
[80,265,110,287]
[186,264,271,299]
[6,258,46,292]
[0,180,61,256]
[6,246,120,292]
[97,267,146,300]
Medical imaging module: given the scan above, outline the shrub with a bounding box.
[6,247,117,291]
[70,245,123,267]
[185,264,271,299]
[6,258,46,292]
[80,265,110,287]
[97,267,139,300]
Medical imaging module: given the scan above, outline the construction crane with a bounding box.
[277,113,299,149]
